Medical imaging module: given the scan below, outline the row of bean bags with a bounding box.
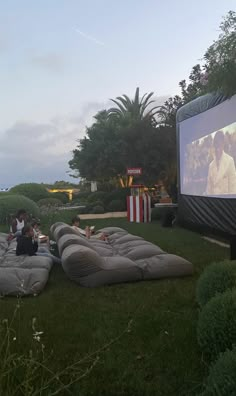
[50,223,193,288]
[0,233,53,296]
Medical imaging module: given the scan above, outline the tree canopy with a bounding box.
[159,11,236,126]
[204,11,236,96]
[69,101,170,185]
[69,11,235,189]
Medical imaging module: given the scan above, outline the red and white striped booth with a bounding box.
[127,186,151,223]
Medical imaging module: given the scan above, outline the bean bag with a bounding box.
[51,224,193,288]
[0,233,53,296]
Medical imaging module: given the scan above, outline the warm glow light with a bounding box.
[47,188,79,201]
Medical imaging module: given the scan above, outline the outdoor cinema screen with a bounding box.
[179,95,236,197]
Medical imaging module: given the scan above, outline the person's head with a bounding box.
[72,216,80,227]
[31,220,40,230]
[16,209,27,221]
[22,223,34,238]
[213,131,225,161]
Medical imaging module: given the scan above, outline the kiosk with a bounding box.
[127,185,151,223]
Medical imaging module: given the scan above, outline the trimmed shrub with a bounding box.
[104,188,129,205]
[91,205,104,214]
[76,191,90,200]
[37,198,62,207]
[71,199,87,206]
[51,192,69,204]
[91,200,104,207]
[200,347,236,396]
[10,183,50,202]
[87,191,108,203]
[0,195,40,224]
[196,261,236,308]
[197,289,236,361]
[84,201,104,214]
[107,199,126,212]
[83,203,94,214]
[76,206,88,214]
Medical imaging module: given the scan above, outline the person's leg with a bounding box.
[38,246,50,253]
[36,252,61,265]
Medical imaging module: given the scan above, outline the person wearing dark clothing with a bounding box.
[16,224,61,264]
[16,234,38,256]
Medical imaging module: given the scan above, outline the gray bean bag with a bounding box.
[51,224,193,288]
[0,233,53,296]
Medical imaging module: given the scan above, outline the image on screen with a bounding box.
[179,94,236,197]
[182,122,236,196]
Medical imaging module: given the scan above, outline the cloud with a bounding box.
[0,102,104,188]
[75,28,105,46]
[31,52,66,72]
[0,96,168,188]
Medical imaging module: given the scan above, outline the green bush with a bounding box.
[196,261,236,308]
[51,192,69,204]
[76,191,90,200]
[91,200,105,208]
[200,347,236,396]
[83,203,93,214]
[84,201,104,214]
[87,191,108,203]
[104,188,129,205]
[91,205,104,214]
[197,289,236,361]
[10,183,50,202]
[37,198,62,207]
[0,195,40,224]
[71,198,87,206]
[107,199,126,212]
[76,206,88,214]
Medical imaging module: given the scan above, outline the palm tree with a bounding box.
[108,87,160,123]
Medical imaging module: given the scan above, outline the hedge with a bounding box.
[87,191,108,204]
[200,347,236,396]
[74,191,90,201]
[0,195,40,224]
[91,205,105,214]
[107,199,126,212]
[37,198,62,207]
[51,192,69,204]
[10,183,50,202]
[197,289,236,361]
[104,188,129,206]
[196,261,236,307]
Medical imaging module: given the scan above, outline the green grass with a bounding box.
[0,211,229,396]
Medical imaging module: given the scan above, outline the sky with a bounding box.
[0,0,235,188]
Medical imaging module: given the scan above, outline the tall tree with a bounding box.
[158,11,236,129]
[204,10,236,96]
[157,95,183,128]
[69,111,125,182]
[108,87,160,124]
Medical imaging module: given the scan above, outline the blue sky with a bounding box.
[0,0,235,187]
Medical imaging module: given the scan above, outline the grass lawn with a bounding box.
[0,211,229,396]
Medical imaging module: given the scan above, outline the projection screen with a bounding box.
[176,93,236,236]
[179,94,236,197]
